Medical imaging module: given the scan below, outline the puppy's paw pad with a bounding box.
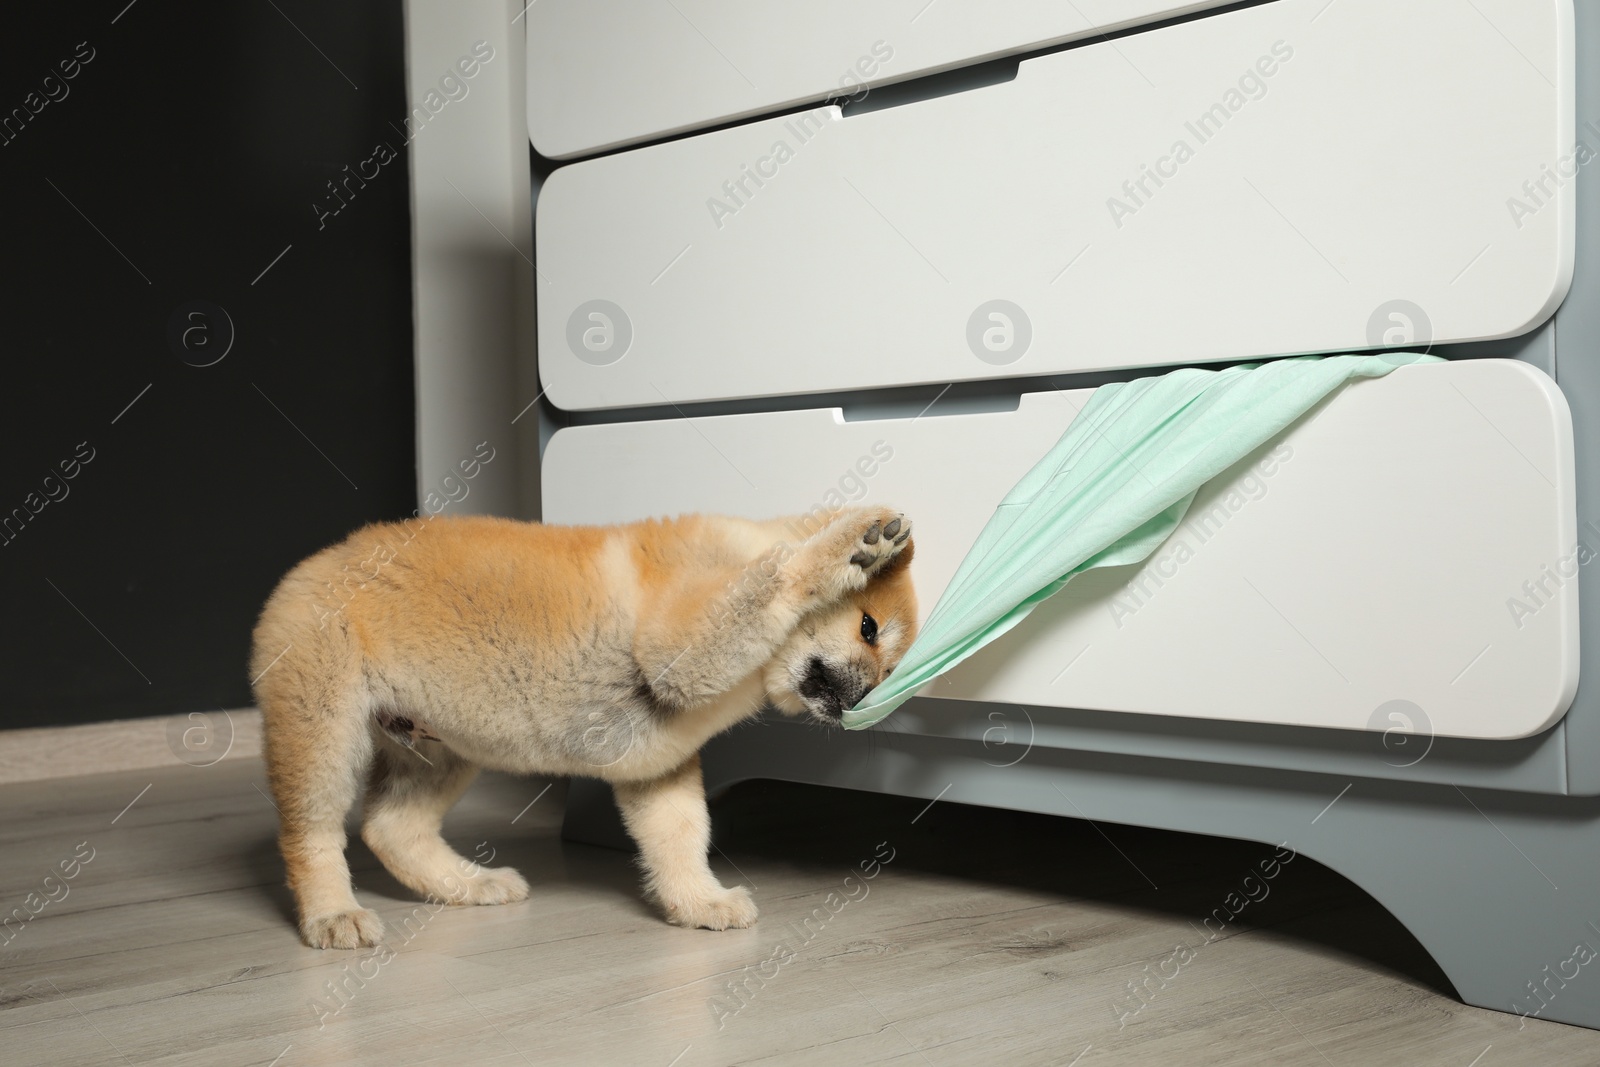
[850,512,911,573]
[665,886,758,931]
[447,866,530,906]
[302,908,385,949]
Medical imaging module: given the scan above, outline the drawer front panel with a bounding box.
[537,0,1574,411]
[526,1,1238,159]
[543,360,1578,740]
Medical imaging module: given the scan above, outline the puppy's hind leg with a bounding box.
[261,679,384,950]
[614,754,756,930]
[361,736,530,907]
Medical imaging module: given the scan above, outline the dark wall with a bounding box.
[0,2,417,728]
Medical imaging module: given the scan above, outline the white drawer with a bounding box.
[543,359,1578,740]
[536,0,1573,412]
[526,1,1239,159]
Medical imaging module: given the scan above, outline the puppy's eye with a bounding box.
[860,613,878,645]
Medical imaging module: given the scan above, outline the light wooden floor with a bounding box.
[3,759,1597,1067]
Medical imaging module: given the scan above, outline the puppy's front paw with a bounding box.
[847,510,911,576]
[851,511,915,566]
[301,908,385,949]
[444,866,530,906]
[786,507,913,605]
[664,885,758,931]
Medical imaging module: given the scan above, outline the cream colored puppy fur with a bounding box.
[251,506,917,949]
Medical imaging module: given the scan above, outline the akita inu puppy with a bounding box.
[251,506,916,948]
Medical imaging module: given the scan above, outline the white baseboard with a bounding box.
[0,709,262,785]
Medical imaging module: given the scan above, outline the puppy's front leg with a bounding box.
[635,507,912,708]
[613,754,756,930]
[779,506,911,604]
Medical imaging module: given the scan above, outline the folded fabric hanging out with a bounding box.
[844,352,1442,730]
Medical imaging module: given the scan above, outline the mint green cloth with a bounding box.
[844,352,1441,729]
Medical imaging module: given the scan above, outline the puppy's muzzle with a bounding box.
[798,657,868,722]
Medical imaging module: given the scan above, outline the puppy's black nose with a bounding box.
[799,657,847,718]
